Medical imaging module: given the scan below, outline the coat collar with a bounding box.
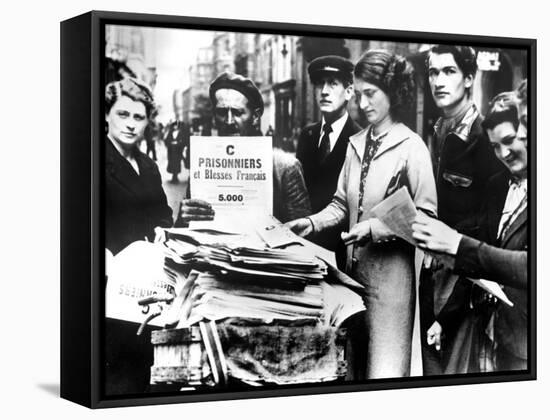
[349,122,411,161]
[105,137,154,198]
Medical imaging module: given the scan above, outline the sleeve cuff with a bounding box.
[455,235,482,276]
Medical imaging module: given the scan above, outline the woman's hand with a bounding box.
[341,220,372,246]
[412,212,462,255]
[179,198,215,223]
[284,218,313,237]
[427,321,443,351]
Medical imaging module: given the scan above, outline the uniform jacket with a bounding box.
[296,115,361,213]
[105,138,173,255]
[296,115,360,255]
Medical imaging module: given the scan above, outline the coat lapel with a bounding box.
[105,138,144,200]
[349,127,368,162]
[349,123,410,163]
[500,208,527,248]
[373,123,410,160]
[325,115,354,164]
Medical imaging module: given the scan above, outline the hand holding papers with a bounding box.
[341,220,372,246]
[371,186,419,245]
[411,211,462,255]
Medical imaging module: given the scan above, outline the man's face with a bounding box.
[313,75,352,120]
[106,95,148,149]
[487,121,527,178]
[214,88,257,136]
[428,52,473,114]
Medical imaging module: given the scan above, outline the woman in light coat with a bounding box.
[287,49,437,379]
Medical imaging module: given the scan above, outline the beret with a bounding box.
[307,55,354,83]
[209,71,264,116]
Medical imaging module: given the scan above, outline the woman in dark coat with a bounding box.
[104,77,173,395]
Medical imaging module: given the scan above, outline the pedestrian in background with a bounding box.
[164,119,189,183]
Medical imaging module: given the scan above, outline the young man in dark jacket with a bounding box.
[419,45,504,375]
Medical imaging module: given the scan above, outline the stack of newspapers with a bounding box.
[160,228,332,327]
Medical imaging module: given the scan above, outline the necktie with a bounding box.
[319,123,332,161]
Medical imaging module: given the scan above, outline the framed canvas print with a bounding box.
[60,10,536,408]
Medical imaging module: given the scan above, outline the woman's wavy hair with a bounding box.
[354,49,416,122]
[105,77,156,118]
[481,91,519,132]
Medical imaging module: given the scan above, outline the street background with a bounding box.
[0,1,548,419]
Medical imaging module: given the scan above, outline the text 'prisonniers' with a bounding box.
[198,157,263,169]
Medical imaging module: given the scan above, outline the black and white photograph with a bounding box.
[3,0,550,416]
[97,17,533,402]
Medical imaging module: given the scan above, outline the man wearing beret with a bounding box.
[296,55,361,267]
[176,71,311,225]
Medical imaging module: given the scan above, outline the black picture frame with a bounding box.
[60,10,536,409]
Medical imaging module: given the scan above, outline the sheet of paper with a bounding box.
[105,241,181,326]
[468,278,514,307]
[322,282,366,327]
[189,136,273,228]
[253,215,337,267]
[371,186,417,245]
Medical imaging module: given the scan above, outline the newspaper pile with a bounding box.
[160,228,333,327]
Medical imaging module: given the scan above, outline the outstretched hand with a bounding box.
[284,218,313,237]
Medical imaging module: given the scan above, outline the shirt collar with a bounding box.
[434,103,479,142]
[509,176,528,191]
[321,112,348,139]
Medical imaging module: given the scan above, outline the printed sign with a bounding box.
[189,136,273,228]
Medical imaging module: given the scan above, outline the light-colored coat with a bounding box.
[310,122,437,378]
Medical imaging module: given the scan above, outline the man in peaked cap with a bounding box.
[295,56,363,381]
[176,71,311,225]
[296,55,361,267]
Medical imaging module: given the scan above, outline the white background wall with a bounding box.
[1,0,546,418]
